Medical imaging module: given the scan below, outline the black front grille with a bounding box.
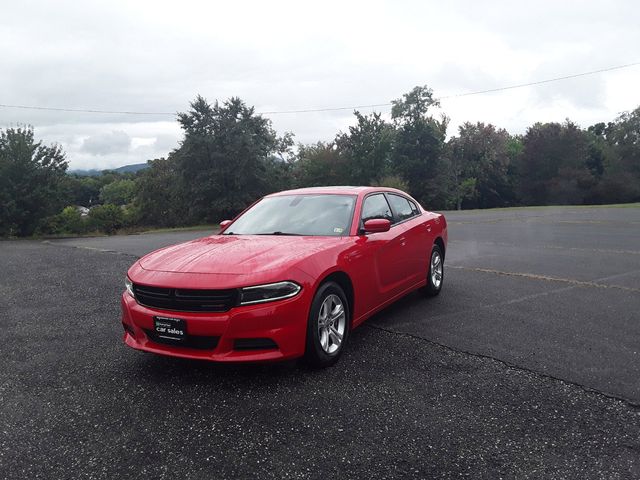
[133,284,239,312]
[144,329,220,350]
[234,338,278,351]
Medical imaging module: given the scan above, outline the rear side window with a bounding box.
[387,194,417,222]
[361,194,393,223]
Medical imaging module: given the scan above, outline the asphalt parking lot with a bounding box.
[2,205,640,479]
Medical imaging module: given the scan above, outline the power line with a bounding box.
[437,61,640,99]
[258,103,392,114]
[1,61,638,117]
[0,104,176,115]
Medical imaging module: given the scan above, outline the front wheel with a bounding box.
[304,282,350,368]
[421,244,444,297]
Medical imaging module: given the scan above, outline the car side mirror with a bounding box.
[219,220,232,230]
[363,218,391,234]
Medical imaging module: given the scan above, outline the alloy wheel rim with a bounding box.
[431,251,443,289]
[317,294,346,354]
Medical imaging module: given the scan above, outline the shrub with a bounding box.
[88,204,124,234]
[58,206,85,234]
[121,203,142,228]
[35,206,86,235]
[371,175,409,191]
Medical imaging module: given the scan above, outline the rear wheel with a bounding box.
[421,244,444,297]
[304,282,349,368]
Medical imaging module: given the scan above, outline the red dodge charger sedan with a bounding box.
[121,186,447,367]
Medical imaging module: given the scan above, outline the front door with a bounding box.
[359,193,409,301]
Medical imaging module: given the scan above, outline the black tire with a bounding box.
[421,244,444,297]
[304,281,350,368]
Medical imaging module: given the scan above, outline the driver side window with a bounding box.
[361,194,393,223]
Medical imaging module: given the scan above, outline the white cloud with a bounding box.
[81,131,131,155]
[1,0,639,168]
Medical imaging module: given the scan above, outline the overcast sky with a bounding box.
[2,0,640,170]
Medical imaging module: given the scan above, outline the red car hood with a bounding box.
[139,235,344,275]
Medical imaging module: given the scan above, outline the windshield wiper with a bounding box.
[256,231,302,236]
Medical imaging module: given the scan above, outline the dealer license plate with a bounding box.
[153,316,187,341]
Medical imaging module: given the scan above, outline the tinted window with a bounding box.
[225,194,355,236]
[387,194,416,222]
[361,194,393,223]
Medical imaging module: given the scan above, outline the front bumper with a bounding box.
[120,289,311,362]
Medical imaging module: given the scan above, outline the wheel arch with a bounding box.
[434,236,446,261]
[316,271,354,324]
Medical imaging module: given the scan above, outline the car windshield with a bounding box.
[224,194,356,236]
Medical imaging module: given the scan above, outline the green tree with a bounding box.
[0,126,68,236]
[606,106,640,177]
[335,111,395,185]
[262,156,295,194]
[99,178,136,205]
[133,158,181,227]
[585,123,607,179]
[517,121,595,205]
[173,95,292,222]
[447,122,516,209]
[590,107,640,203]
[389,86,448,209]
[293,142,346,187]
[60,175,102,206]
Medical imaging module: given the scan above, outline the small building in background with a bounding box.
[76,206,90,217]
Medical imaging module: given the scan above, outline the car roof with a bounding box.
[266,186,407,197]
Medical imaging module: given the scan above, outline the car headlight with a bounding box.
[239,281,301,305]
[125,276,135,298]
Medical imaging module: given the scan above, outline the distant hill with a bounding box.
[69,162,149,176]
[113,162,149,174]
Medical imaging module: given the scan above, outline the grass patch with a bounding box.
[3,224,219,241]
[135,224,219,235]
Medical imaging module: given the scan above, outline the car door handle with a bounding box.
[399,236,407,246]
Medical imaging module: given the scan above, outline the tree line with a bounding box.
[1,85,639,237]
